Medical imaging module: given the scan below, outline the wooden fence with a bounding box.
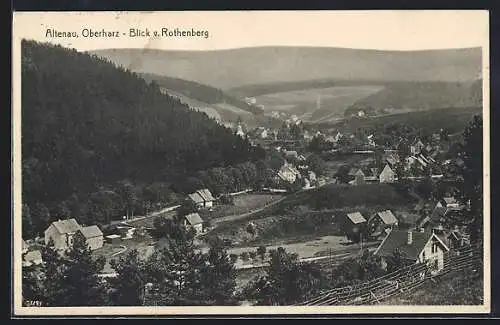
[297,244,483,306]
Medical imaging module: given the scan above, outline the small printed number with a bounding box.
[25,300,42,307]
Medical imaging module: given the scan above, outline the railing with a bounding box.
[296,244,482,306]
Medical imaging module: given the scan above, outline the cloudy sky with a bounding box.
[13,10,488,51]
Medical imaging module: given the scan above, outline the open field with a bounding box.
[94,234,156,273]
[316,106,482,134]
[200,193,284,221]
[254,85,383,121]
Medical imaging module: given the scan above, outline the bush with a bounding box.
[229,254,238,264]
[248,251,256,259]
[240,252,250,262]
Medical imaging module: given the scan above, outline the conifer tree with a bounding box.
[109,249,146,306]
[199,238,237,305]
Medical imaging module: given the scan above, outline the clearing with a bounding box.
[254,85,383,122]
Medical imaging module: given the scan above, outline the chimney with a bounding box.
[407,230,413,245]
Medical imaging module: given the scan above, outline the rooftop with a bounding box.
[51,218,82,234]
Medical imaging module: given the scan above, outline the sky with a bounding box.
[12,11,489,52]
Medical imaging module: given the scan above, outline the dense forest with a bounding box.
[21,40,265,237]
[139,73,264,115]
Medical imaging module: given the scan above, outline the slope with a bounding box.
[21,40,263,214]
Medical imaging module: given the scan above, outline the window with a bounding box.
[432,243,438,254]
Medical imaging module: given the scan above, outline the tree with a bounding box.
[385,248,414,273]
[199,238,237,305]
[109,249,146,306]
[257,245,267,262]
[229,254,238,264]
[22,203,35,239]
[306,153,327,177]
[459,115,483,244]
[39,239,68,306]
[240,252,250,262]
[177,197,198,217]
[58,232,109,306]
[22,265,44,306]
[243,247,324,305]
[249,251,257,260]
[142,224,205,305]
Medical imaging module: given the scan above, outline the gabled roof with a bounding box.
[197,189,215,202]
[51,219,82,234]
[184,213,203,226]
[417,206,448,229]
[372,210,398,225]
[80,225,103,239]
[188,192,205,204]
[348,168,365,176]
[347,212,367,224]
[380,164,395,174]
[374,230,449,260]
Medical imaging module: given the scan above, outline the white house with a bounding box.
[188,188,215,209]
[374,229,450,272]
[277,164,301,183]
[183,213,204,235]
[44,218,82,251]
[379,164,397,183]
[78,225,104,250]
[22,250,43,267]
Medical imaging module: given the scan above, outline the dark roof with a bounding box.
[184,213,203,225]
[417,205,448,229]
[51,219,82,234]
[80,225,103,239]
[374,230,434,260]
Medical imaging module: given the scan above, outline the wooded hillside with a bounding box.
[21,40,264,236]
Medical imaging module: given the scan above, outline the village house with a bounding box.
[374,229,450,272]
[78,225,104,250]
[188,188,215,209]
[348,168,366,185]
[366,134,376,147]
[23,250,43,267]
[277,163,301,184]
[236,124,245,138]
[379,164,397,183]
[363,167,379,183]
[183,212,204,235]
[45,218,104,251]
[340,212,367,238]
[410,138,425,155]
[436,196,461,210]
[368,210,399,238]
[44,218,83,251]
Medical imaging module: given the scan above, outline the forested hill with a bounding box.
[21,40,263,230]
[139,73,263,115]
[92,46,481,90]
